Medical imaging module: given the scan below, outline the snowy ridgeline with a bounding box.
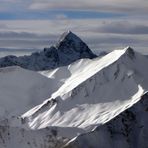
[0,32,147,148]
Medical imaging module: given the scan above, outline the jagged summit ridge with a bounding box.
[124,46,135,59]
[56,30,77,45]
[0,31,97,71]
[55,31,97,60]
[108,46,136,61]
[115,46,135,55]
[56,30,85,48]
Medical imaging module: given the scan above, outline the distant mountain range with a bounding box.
[0,31,97,71]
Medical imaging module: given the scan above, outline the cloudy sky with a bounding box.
[0,0,148,54]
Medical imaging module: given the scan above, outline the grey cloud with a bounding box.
[0,31,58,48]
[0,31,57,40]
[97,22,148,35]
[29,0,148,15]
[81,33,148,54]
[85,35,146,48]
[0,24,8,29]
[0,19,148,54]
[0,39,50,49]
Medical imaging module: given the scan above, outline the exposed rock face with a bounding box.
[0,31,97,71]
[0,122,69,148]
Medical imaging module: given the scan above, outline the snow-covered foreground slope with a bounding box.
[23,47,148,140]
[0,66,62,117]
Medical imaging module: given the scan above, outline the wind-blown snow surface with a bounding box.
[0,47,148,148]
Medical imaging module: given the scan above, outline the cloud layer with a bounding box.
[0,19,148,54]
[0,0,147,54]
[29,0,148,15]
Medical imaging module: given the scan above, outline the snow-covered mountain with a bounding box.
[0,31,148,148]
[63,47,148,148]
[20,47,148,148]
[0,31,97,71]
[22,47,147,132]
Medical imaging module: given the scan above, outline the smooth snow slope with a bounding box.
[0,66,62,117]
[23,47,148,139]
[39,58,92,87]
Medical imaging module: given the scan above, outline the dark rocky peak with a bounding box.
[55,31,97,59]
[0,31,97,71]
[0,55,18,67]
[125,46,135,59]
[43,46,58,58]
[42,46,60,64]
[55,30,82,48]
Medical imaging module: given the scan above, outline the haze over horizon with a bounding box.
[0,0,148,54]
